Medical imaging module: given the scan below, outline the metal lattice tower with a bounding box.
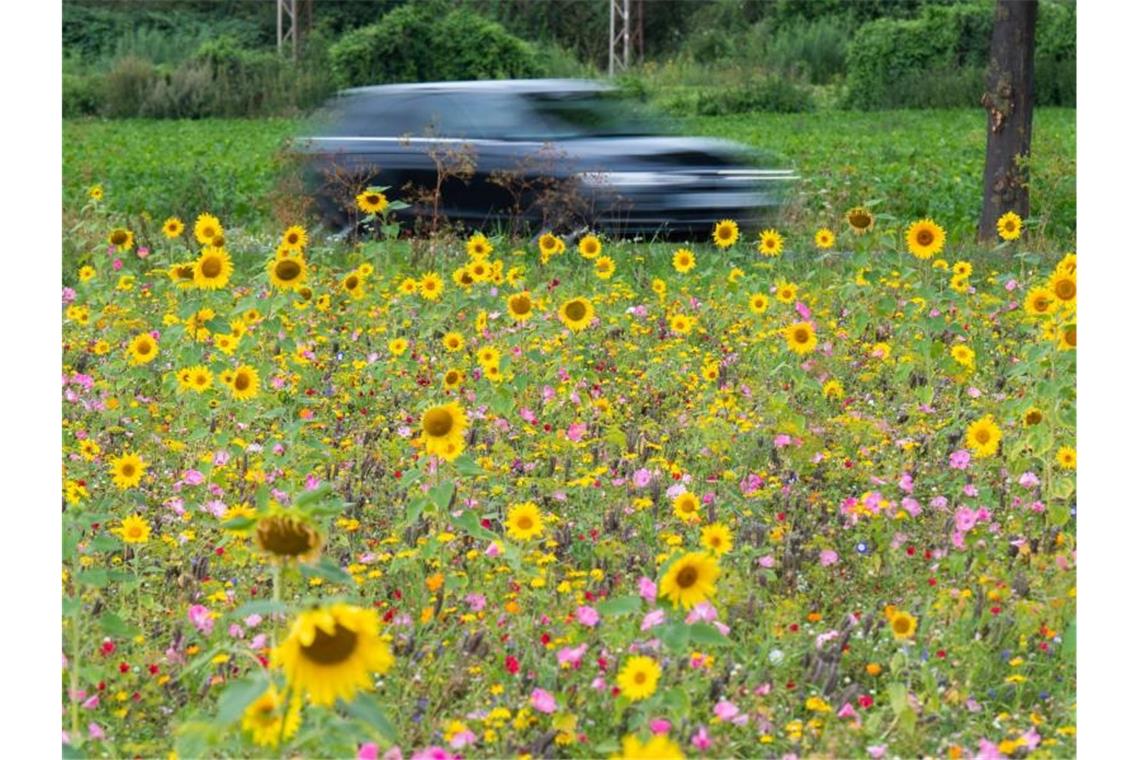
[277,0,313,60]
[609,0,644,77]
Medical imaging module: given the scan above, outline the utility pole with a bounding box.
[277,0,298,61]
[608,0,630,76]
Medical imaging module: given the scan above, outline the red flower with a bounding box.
[936,650,947,659]
[100,640,116,656]
[119,662,130,673]
[858,694,874,709]
[505,655,520,675]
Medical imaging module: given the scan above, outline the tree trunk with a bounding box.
[979,0,1038,242]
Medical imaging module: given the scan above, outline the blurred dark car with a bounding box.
[294,79,796,237]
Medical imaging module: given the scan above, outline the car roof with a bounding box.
[338,78,613,98]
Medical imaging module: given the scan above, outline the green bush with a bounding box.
[328,2,541,88]
[63,73,102,117]
[102,56,159,118]
[844,0,1074,109]
[694,77,815,115]
[765,15,851,84]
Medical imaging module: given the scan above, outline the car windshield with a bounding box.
[521,92,664,140]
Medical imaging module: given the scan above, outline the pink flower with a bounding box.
[519,408,537,424]
[633,468,652,488]
[88,723,105,741]
[773,434,792,448]
[949,450,971,470]
[358,743,380,760]
[691,726,712,751]
[530,688,557,714]
[901,497,923,518]
[410,748,455,760]
[112,258,124,271]
[187,604,214,635]
[758,555,775,568]
[182,469,205,486]
[641,609,666,631]
[713,700,739,721]
[649,718,672,734]
[1005,278,1019,291]
[576,606,599,627]
[819,549,839,567]
[465,593,486,612]
[898,472,914,493]
[566,422,588,442]
[1018,471,1040,488]
[557,643,588,668]
[867,745,887,759]
[137,247,150,259]
[485,542,502,558]
[686,602,718,623]
[244,614,263,628]
[383,749,404,760]
[795,301,812,319]
[62,287,77,304]
[963,483,979,497]
[837,702,857,719]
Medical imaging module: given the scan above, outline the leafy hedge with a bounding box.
[328,2,541,88]
[844,0,1076,109]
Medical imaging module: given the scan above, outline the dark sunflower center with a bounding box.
[300,623,359,665]
[850,212,871,229]
[1026,410,1042,425]
[634,671,647,684]
[234,373,250,391]
[121,464,136,477]
[565,301,587,321]
[201,256,223,278]
[177,266,194,280]
[203,226,217,239]
[446,371,459,384]
[346,275,359,290]
[511,296,531,314]
[1055,280,1075,300]
[1064,327,1076,346]
[718,227,732,239]
[276,260,302,281]
[256,516,318,558]
[111,231,127,245]
[1034,296,1050,311]
[975,429,990,444]
[794,328,809,343]
[288,233,299,244]
[916,229,934,246]
[137,341,152,355]
[893,617,911,634]
[675,565,698,589]
[516,516,534,531]
[366,194,380,205]
[424,409,454,437]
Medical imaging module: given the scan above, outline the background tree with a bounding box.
[979,0,1038,241]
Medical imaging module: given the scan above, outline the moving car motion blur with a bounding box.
[296,79,796,237]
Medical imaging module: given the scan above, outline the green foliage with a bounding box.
[328,2,541,89]
[691,77,816,116]
[764,15,852,85]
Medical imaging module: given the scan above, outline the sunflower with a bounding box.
[965,415,1002,458]
[187,365,213,392]
[241,685,301,748]
[79,439,101,461]
[109,452,147,490]
[651,278,666,298]
[280,225,308,252]
[616,656,660,702]
[388,338,408,357]
[822,379,844,399]
[162,217,184,239]
[949,273,970,294]
[748,293,769,315]
[666,248,695,275]
[1055,252,1076,276]
[785,321,818,355]
[193,246,234,290]
[672,492,701,524]
[757,229,784,257]
[506,291,534,321]
[906,218,946,259]
[356,190,388,215]
[464,233,492,259]
[273,604,394,707]
[1023,406,1044,426]
[398,277,418,296]
[88,184,103,201]
[659,551,720,610]
[890,610,917,640]
[453,266,475,290]
[669,314,695,336]
[997,211,1022,241]
[342,271,365,299]
[538,233,563,261]
[578,234,602,259]
[814,228,835,249]
[712,219,739,249]
[442,368,464,390]
[1057,323,1076,351]
[255,513,322,563]
[477,346,501,370]
[775,282,798,303]
[700,523,733,557]
[1056,445,1076,470]
[170,262,197,289]
[950,344,975,368]
[952,261,973,277]
[214,333,239,355]
[127,332,159,366]
[611,734,684,760]
[229,365,260,401]
[420,402,468,461]
[1049,270,1076,305]
[559,297,595,332]
[506,501,545,541]
[193,213,223,245]
[846,207,874,235]
[268,256,307,291]
[442,332,465,352]
[594,256,616,280]
[108,227,134,251]
[116,514,150,544]
[1023,286,1057,317]
[419,272,443,301]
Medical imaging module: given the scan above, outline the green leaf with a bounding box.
[898,705,918,736]
[301,557,355,587]
[205,316,231,334]
[294,483,333,510]
[214,674,268,726]
[688,622,731,646]
[429,481,455,511]
[176,645,226,684]
[406,497,429,524]
[174,721,217,760]
[887,682,908,716]
[230,600,288,620]
[1062,623,1076,657]
[99,611,139,638]
[453,510,497,542]
[341,692,399,743]
[453,454,485,477]
[75,569,109,588]
[595,595,641,617]
[222,516,257,531]
[88,534,122,553]
[658,622,691,654]
[661,686,691,717]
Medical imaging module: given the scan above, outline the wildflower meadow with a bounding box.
[61,184,1077,759]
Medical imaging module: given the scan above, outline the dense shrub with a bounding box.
[328,2,541,88]
[102,56,159,118]
[764,15,851,84]
[63,73,102,117]
[693,77,815,115]
[844,0,1076,109]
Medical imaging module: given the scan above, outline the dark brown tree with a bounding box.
[979,0,1039,242]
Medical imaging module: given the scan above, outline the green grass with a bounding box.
[64,109,1075,247]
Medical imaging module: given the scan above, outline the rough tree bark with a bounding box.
[979,0,1038,242]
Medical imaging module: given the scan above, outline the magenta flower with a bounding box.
[713,699,739,721]
[819,549,839,566]
[530,688,557,714]
[640,609,666,631]
[691,725,712,751]
[576,605,599,627]
[949,449,971,469]
[187,604,214,635]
